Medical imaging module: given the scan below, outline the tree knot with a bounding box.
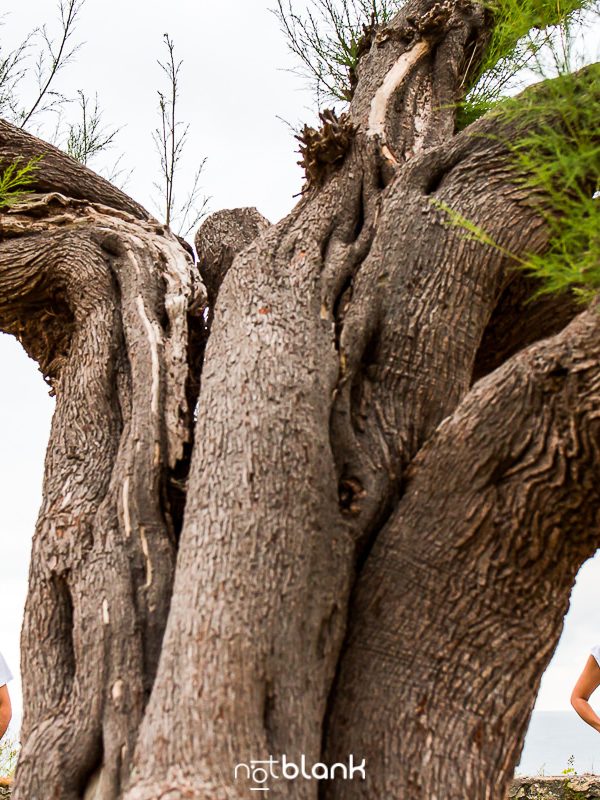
[338,476,366,516]
[296,110,357,192]
[380,0,473,45]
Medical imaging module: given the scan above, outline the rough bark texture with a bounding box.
[4,775,600,800]
[323,308,600,799]
[0,195,205,800]
[195,207,270,305]
[2,0,599,798]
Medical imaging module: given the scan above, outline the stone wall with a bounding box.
[1,776,599,798]
[510,775,600,799]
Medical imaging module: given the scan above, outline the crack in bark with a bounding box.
[471,272,580,384]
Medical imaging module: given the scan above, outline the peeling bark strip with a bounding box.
[3,0,599,798]
[367,40,431,163]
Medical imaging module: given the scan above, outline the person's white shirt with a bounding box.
[0,652,13,687]
[591,645,600,669]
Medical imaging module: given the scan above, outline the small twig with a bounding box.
[20,0,86,128]
[272,0,398,104]
[65,90,121,165]
[152,33,209,236]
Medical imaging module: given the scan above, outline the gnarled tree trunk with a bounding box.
[2,1,599,798]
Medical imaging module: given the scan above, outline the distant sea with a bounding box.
[517,711,600,775]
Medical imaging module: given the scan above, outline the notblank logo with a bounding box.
[234,754,366,793]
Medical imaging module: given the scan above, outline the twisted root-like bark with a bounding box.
[324,307,600,799]
[122,16,597,800]
[0,196,204,800]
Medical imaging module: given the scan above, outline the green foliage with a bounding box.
[438,0,600,305]
[0,156,41,208]
[482,0,587,74]
[431,197,520,258]
[458,0,598,128]
[435,64,600,303]
[505,66,599,300]
[0,736,18,779]
[274,0,401,104]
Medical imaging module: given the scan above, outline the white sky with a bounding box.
[0,0,599,735]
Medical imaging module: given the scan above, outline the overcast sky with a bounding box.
[0,0,599,737]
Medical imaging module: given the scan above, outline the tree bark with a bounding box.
[0,194,203,799]
[1,2,599,799]
[323,307,600,799]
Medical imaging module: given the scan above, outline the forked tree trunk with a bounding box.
[1,1,599,798]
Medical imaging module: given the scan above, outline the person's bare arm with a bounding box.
[0,684,11,739]
[571,656,600,732]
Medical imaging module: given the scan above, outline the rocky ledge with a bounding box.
[510,775,600,798]
[1,775,599,797]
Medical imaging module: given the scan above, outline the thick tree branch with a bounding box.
[195,207,270,306]
[0,120,148,219]
[324,307,600,798]
[348,0,488,166]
